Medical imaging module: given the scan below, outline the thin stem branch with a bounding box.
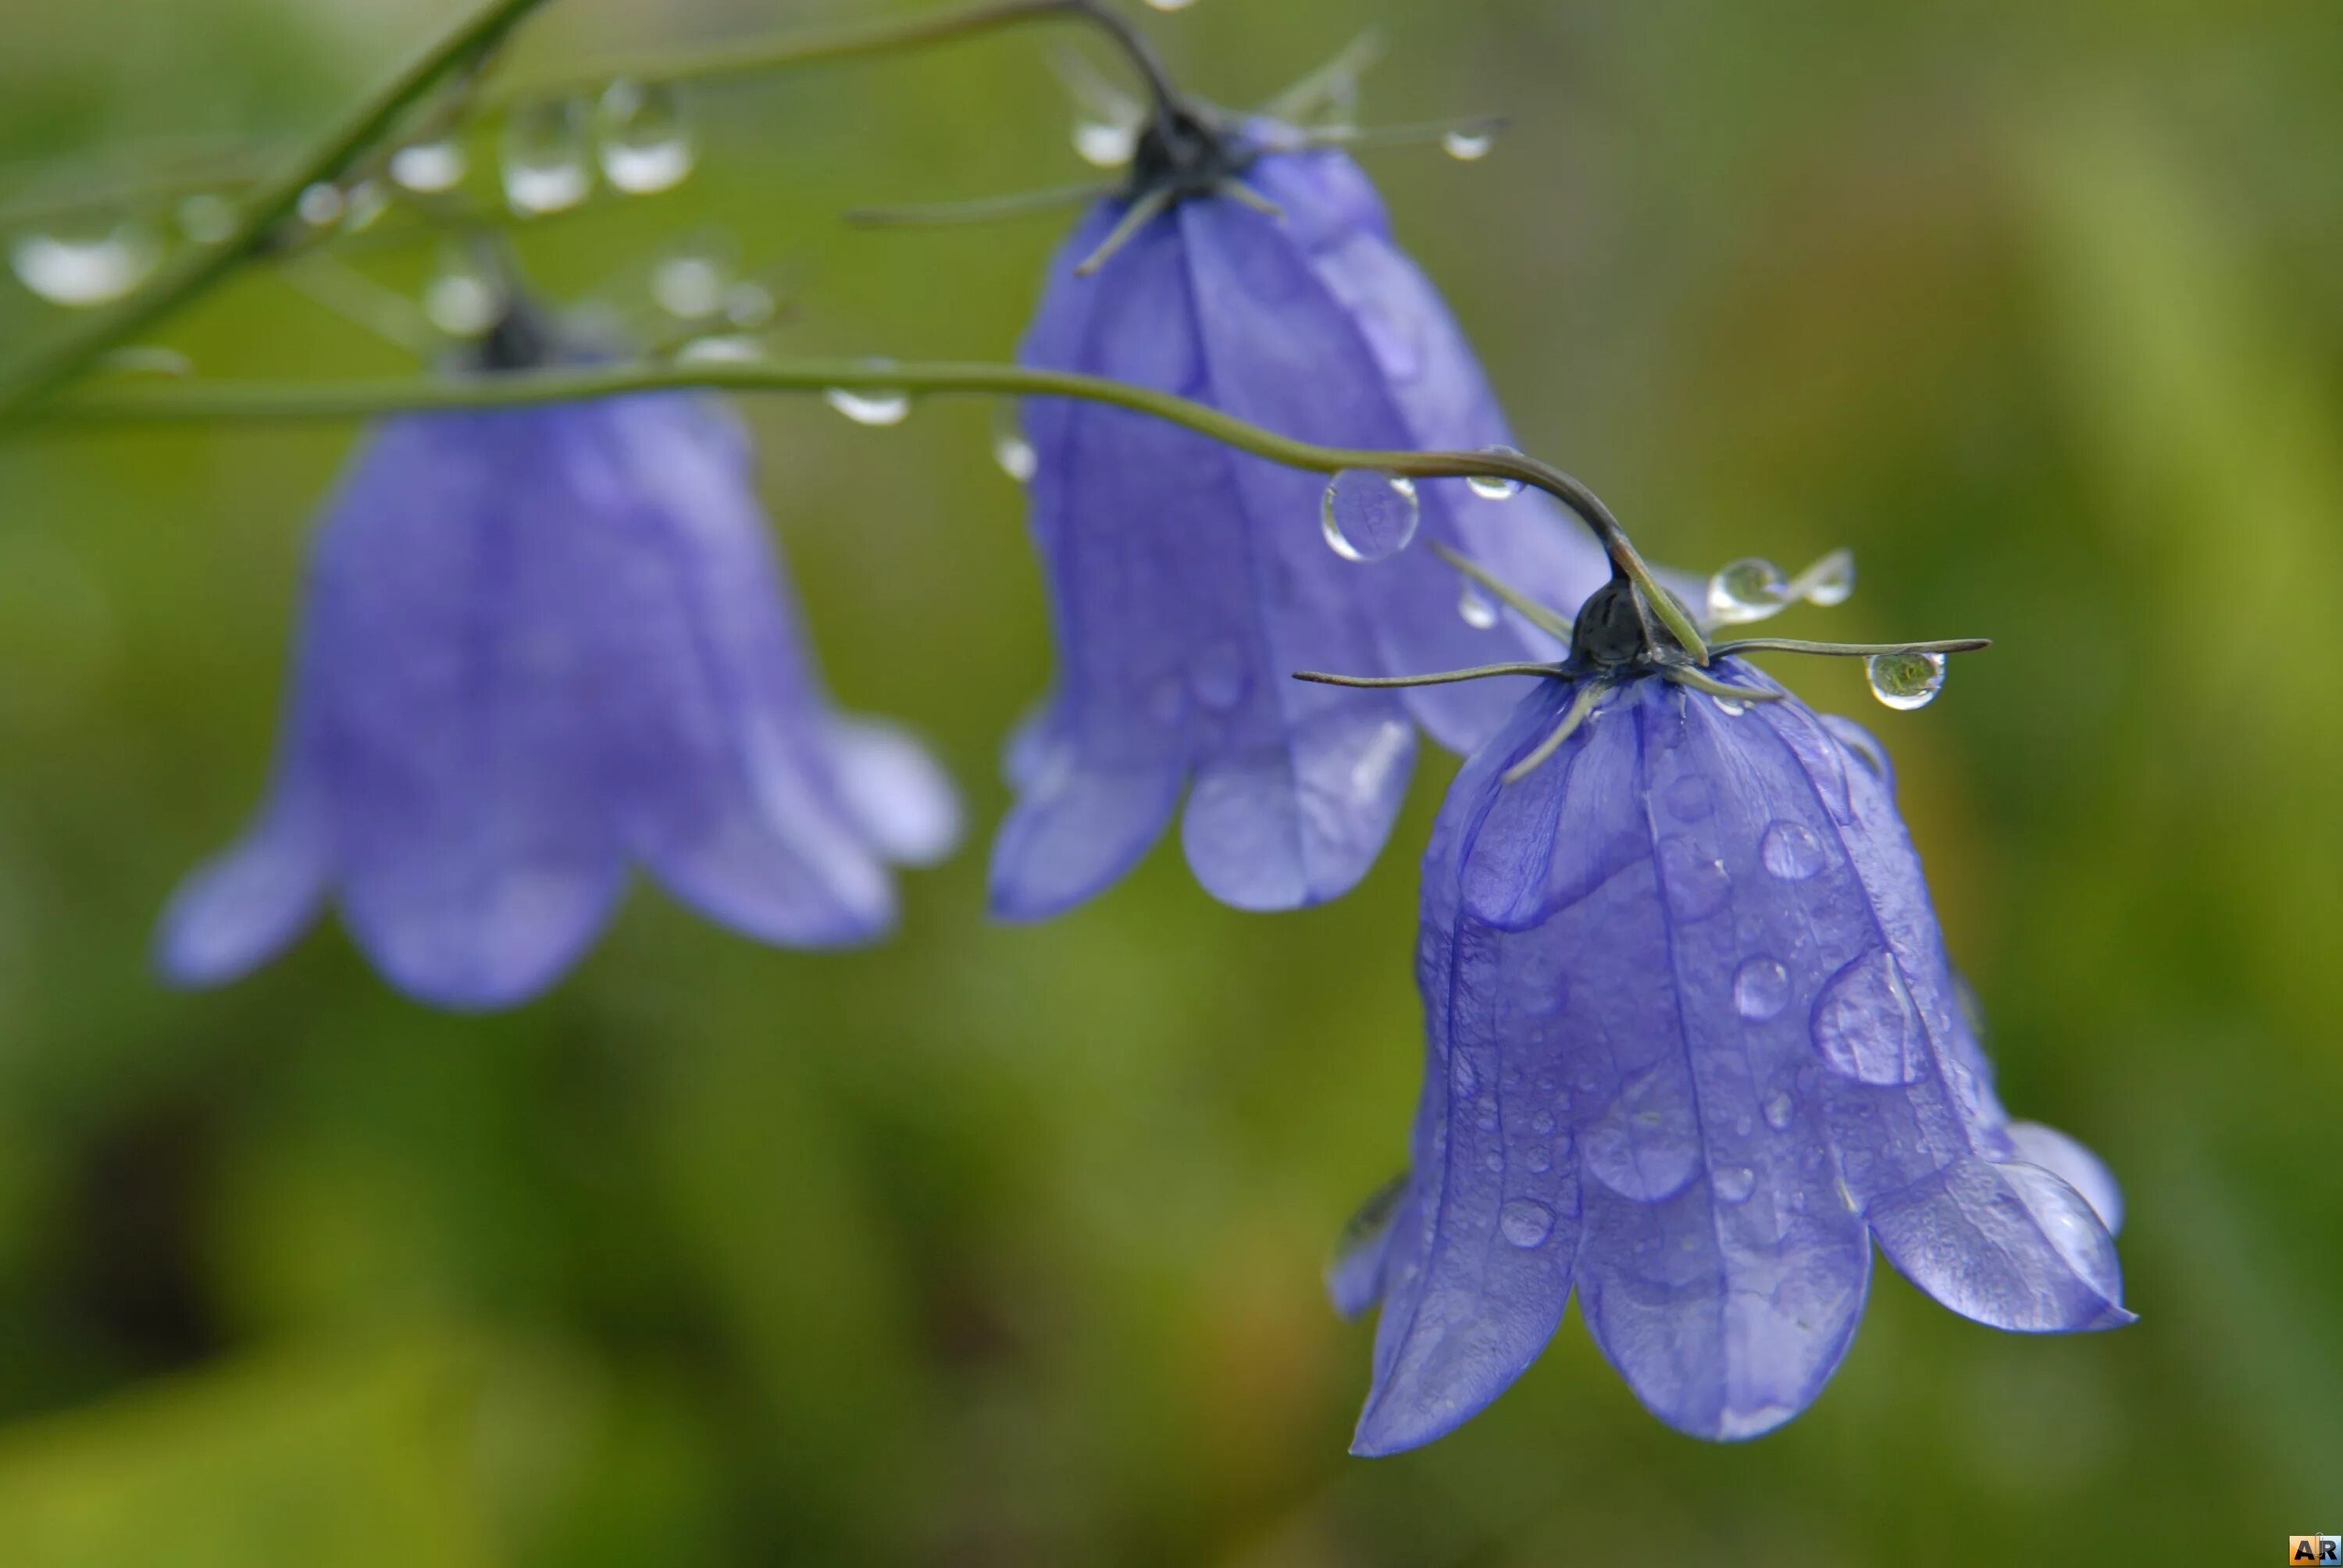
[26,358,1667,608]
[1502,680,1609,785]
[1708,636,1990,658]
[0,0,555,427]
[846,181,1114,229]
[1293,662,1560,690]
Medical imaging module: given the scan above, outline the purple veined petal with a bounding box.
[584,396,898,949]
[305,412,629,1009]
[1866,1156,2132,1332]
[2002,1121,2125,1235]
[1353,688,1603,1456]
[826,714,962,868]
[155,782,329,986]
[1182,711,1416,911]
[1327,1172,1410,1321]
[1820,713,1895,800]
[1455,686,1643,932]
[1567,682,1873,1441]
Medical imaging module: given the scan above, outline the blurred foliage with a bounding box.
[0,0,2340,1563]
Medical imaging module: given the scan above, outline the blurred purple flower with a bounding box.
[1339,666,2129,1452]
[997,126,1609,919]
[159,387,958,1010]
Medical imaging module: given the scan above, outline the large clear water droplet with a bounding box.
[1759,820,1827,881]
[1073,117,1137,169]
[1442,127,1496,161]
[1466,446,1525,500]
[1458,582,1500,629]
[992,401,1036,483]
[826,361,911,426]
[390,138,468,194]
[1498,1199,1553,1249]
[423,245,503,337]
[177,194,237,245]
[597,79,697,194]
[1706,557,1791,625]
[1320,469,1420,563]
[1763,1090,1795,1131]
[1813,950,1922,1084]
[651,253,726,320]
[1866,650,1946,711]
[501,99,594,216]
[1733,957,1790,1021]
[9,219,162,307]
[1712,1167,1756,1205]
[1797,547,1856,607]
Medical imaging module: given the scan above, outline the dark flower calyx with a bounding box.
[1128,103,1251,201]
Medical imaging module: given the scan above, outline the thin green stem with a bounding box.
[1668,667,1784,703]
[1708,636,1990,658]
[846,181,1114,229]
[26,359,1667,602]
[1502,680,1610,785]
[1292,662,1560,690]
[0,0,554,428]
[1425,541,1574,641]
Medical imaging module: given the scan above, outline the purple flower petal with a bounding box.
[155,783,328,986]
[2003,1121,2124,1235]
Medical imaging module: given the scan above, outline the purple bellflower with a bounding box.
[1331,576,2129,1451]
[995,102,1610,919]
[159,310,960,1010]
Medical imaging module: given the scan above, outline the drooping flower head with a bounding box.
[1331,566,2130,1450]
[995,79,1611,919]
[159,303,959,1010]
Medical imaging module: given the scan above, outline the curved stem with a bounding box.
[1708,636,1990,658]
[483,0,1180,119]
[29,358,1663,610]
[0,0,553,429]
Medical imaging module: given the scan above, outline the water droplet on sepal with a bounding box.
[423,244,503,337]
[1796,547,1855,607]
[1706,558,1791,625]
[1320,469,1420,563]
[295,183,344,228]
[1466,445,1525,500]
[1442,127,1496,161]
[1073,118,1137,169]
[825,360,911,426]
[651,253,726,320]
[1866,650,1946,711]
[9,219,161,307]
[501,99,594,216]
[992,401,1036,483]
[390,139,468,194]
[597,79,697,194]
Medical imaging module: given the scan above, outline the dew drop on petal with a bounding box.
[390,138,468,194]
[1798,547,1856,607]
[10,219,161,307]
[1733,957,1790,1022]
[1457,582,1500,629]
[1866,650,1946,711]
[991,401,1037,483]
[1320,469,1420,563]
[1466,446,1525,500]
[1813,950,1923,1084]
[1763,1090,1795,1130]
[1713,1167,1756,1205]
[1441,127,1496,161]
[1657,835,1731,921]
[825,360,911,426]
[501,99,594,216]
[1759,820,1827,880]
[1498,1199,1553,1248]
[1706,557,1791,625]
[597,79,697,195]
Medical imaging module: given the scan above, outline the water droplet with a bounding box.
[1706,557,1791,625]
[674,334,762,365]
[1457,583,1500,629]
[340,180,390,233]
[1663,775,1713,822]
[991,401,1037,483]
[1657,835,1731,921]
[1866,650,1946,711]
[177,194,237,245]
[1759,820,1827,881]
[10,219,161,307]
[390,138,468,194]
[1073,117,1137,169]
[1498,1199,1553,1249]
[597,79,697,194]
[1798,547,1855,607]
[295,182,344,227]
[1585,1066,1699,1201]
[1813,950,1922,1084]
[825,361,911,426]
[1733,957,1790,1022]
[1466,446,1525,499]
[1143,0,1197,9]
[423,245,503,337]
[1763,1090,1795,1130]
[1442,127,1496,162]
[1320,469,1420,563]
[724,281,776,329]
[501,99,594,216]
[1713,1167,1756,1205]
[651,254,726,320]
[1713,693,1749,718]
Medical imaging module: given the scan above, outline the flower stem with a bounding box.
[0,0,555,429]
[28,358,1679,629]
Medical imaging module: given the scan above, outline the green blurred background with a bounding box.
[1,0,2338,1562]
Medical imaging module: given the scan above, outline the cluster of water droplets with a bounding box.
[1705,548,1855,626]
[495,80,697,218]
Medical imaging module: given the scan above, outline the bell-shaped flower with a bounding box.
[159,343,958,1010]
[996,112,1608,919]
[1338,658,2129,1452]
